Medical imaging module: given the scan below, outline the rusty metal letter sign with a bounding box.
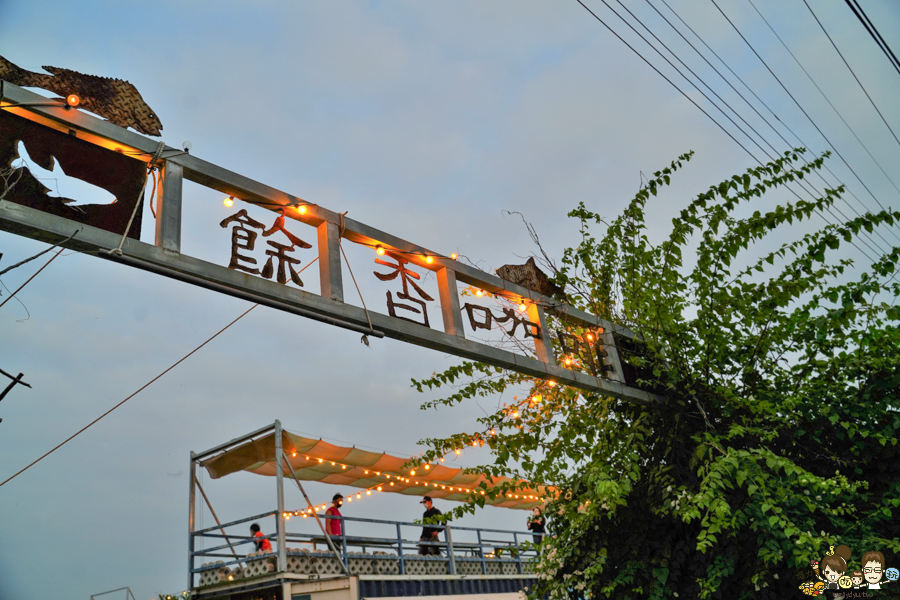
[220,209,311,286]
[374,251,434,327]
[0,80,664,404]
[462,303,541,339]
[557,330,611,378]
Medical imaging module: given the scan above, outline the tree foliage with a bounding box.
[411,150,900,599]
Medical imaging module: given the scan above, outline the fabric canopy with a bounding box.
[200,431,549,510]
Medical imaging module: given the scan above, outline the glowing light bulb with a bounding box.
[66,94,80,107]
[425,255,434,264]
[331,462,335,466]
[451,253,458,259]
[424,465,430,470]
[376,246,386,255]
[439,457,444,462]
[586,333,594,341]
[549,381,556,387]
[565,357,572,365]
[390,482,394,486]
[298,205,307,215]
[347,497,352,502]
[377,486,382,491]
[357,494,361,499]
[341,465,346,469]
[410,470,416,476]
[475,289,483,297]
[366,490,371,495]
[512,411,519,418]
[455,449,460,455]
[519,303,527,311]
[364,470,369,474]
[472,441,477,446]
[223,196,234,208]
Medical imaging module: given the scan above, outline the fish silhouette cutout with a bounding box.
[0,55,162,136]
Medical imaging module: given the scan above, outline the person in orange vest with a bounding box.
[325,493,344,538]
[249,522,272,553]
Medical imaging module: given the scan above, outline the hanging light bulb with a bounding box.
[376,246,386,255]
[439,457,444,462]
[297,205,308,215]
[223,196,234,208]
[519,303,527,311]
[66,94,80,107]
[475,289,483,297]
[347,497,352,502]
[424,465,430,470]
[410,470,416,476]
[377,486,382,491]
[356,494,361,499]
[586,333,594,341]
[450,253,458,259]
[291,452,297,457]
[455,449,460,455]
[366,490,371,495]
[425,255,434,264]
[389,482,394,486]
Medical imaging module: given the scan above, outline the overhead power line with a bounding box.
[803,0,900,149]
[574,0,883,263]
[844,0,900,78]
[653,0,900,249]
[705,0,900,249]
[0,304,258,488]
[744,0,900,217]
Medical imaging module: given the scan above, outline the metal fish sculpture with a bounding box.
[496,257,566,300]
[0,55,162,136]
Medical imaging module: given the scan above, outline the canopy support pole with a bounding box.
[275,420,287,573]
[282,455,350,575]
[194,475,245,568]
[188,452,197,592]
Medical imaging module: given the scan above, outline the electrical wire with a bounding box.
[803,0,900,148]
[653,0,900,248]
[575,0,882,262]
[0,304,258,488]
[843,0,900,84]
[745,0,900,229]
[605,0,890,258]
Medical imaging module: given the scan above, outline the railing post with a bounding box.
[155,160,182,253]
[477,530,486,575]
[341,516,348,571]
[514,532,523,574]
[396,523,406,575]
[188,451,196,591]
[274,420,286,573]
[446,524,456,574]
[317,221,343,302]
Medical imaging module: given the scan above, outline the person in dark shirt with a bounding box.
[418,496,442,555]
[527,507,546,546]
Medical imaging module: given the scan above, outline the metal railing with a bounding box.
[189,510,540,586]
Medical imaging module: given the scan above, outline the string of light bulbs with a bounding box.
[278,452,548,518]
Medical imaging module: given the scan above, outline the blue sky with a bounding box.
[1,1,898,598]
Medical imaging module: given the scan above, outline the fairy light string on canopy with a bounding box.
[273,439,554,519]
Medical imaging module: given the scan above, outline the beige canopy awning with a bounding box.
[200,431,549,510]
